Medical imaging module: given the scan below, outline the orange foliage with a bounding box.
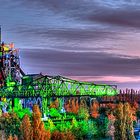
[32,104,51,140]
[7,135,13,140]
[2,112,10,117]
[45,130,51,140]
[20,105,50,140]
[107,103,116,110]
[64,98,79,114]
[20,114,33,140]
[51,131,65,140]
[50,98,59,108]
[51,131,75,140]
[7,135,18,140]
[39,121,51,140]
[131,115,137,121]
[107,113,115,121]
[80,98,88,109]
[13,135,18,140]
[64,131,75,140]
[131,101,139,111]
[129,102,138,121]
[90,101,99,118]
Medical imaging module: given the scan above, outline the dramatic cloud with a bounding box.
[20,49,140,77]
[19,0,140,29]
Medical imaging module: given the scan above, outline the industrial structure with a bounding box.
[0,45,117,98]
[0,29,118,111]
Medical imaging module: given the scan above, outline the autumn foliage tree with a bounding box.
[20,105,50,140]
[131,101,139,121]
[64,98,79,114]
[90,100,99,118]
[64,131,75,140]
[79,98,88,109]
[20,114,33,140]
[114,102,135,140]
[32,104,42,140]
[0,112,21,138]
[7,135,18,140]
[51,130,75,140]
[114,103,125,140]
[49,98,59,108]
[13,135,18,140]
[51,131,65,140]
[7,135,13,140]
[32,104,51,140]
[39,121,51,140]
[124,103,135,140]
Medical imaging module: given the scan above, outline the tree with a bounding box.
[7,135,13,140]
[64,131,75,140]
[32,104,42,140]
[20,114,33,140]
[114,103,126,140]
[124,103,135,140]
[64,98,79,114]
[32,104,51,140]
[51,131,65,140]
[50,98,59,109]
[114,102,135,140]
[39,121,51,140]
[90,100,99,118]
[71,98,79,114]
[0,112,21,138]
[78,107,89,120]
[7,135,18,140]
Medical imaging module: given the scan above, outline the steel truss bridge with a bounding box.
[0,75,118,98]
[0,29,118,99]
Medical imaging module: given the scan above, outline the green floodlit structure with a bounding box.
[0,74,118,98]
[0,28,118,99]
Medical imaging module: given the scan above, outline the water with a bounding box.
[134,120,140,140]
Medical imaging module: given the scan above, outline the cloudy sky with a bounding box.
[0,0,140,89]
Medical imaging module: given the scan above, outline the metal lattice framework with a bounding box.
[0,75,118,98]
[0,30,118,98]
